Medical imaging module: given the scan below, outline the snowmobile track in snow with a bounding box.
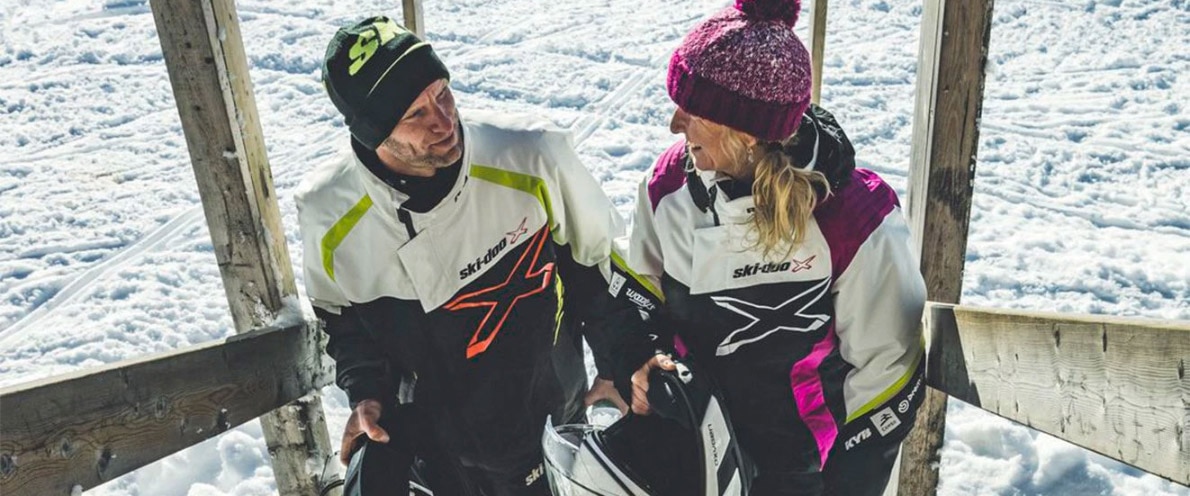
[0,208,206,346]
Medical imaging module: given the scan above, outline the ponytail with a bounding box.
[719,127,831,260]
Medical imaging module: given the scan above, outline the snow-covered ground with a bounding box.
[0,0,1186,494]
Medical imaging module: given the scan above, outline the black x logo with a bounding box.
[711,278,831,356]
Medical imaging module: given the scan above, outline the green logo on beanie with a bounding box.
[348,18,404,76]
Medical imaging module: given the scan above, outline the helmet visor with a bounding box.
[542,417,649,496]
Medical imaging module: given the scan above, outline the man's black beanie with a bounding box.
[322,16,450,150]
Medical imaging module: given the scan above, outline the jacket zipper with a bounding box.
[397,207,418,239]
[707,186,721,227]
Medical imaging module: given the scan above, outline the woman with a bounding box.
[620,0,927,494]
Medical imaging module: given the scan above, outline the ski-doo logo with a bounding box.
[459,238,507,279]
[625,288,655,311]
[790,255,816,273]
[446,228,554,359]
[731,255,816,278]
[458,218,528,279]
[844,428,872,451]
[732,261,792,278]
[524,463,544,486]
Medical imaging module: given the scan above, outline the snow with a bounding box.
[0,0,1186,494]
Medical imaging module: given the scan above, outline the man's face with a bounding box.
[376,79,461,177]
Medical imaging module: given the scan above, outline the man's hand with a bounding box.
[339,399,390,465]
[630,354,677,415]
[583,377,629,415]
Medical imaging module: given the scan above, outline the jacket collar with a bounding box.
[354,125,474,222]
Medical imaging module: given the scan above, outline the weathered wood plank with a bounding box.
[926,303,1190,486]
[809,0,828,104]
[403,0,425,38]
[0,324,333,496]
[906,1,993,301]
[150,0,291,332]
[899,0,995,494]
[149,0,333,493]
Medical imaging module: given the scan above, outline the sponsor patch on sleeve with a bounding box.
[871,407,902,436]
[608,272,627,297]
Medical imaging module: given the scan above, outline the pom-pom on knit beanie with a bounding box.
[667,0,812,142]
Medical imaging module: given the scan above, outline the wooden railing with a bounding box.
[0,323,333,495]
[4,305,1185,494]
[925,304,1189,486]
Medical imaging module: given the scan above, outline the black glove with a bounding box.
[341,404,425,496]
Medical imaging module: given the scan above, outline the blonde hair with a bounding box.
[717,125,831,260]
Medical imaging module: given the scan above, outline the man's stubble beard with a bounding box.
[382,122,463,172]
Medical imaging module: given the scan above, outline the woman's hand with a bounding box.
[584,377,630,415]
[630,354,677,415]
[339,399,390,465]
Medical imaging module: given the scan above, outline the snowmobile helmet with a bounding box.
[341,437,415,496]
[322,16,450,150]
[542,361,753,496]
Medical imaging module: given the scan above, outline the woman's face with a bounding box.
[669,107,733,173]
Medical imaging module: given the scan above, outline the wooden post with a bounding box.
[403,0,425,38]
[809,0,828,104]
[149,1,333,494]
[898,0,995,494]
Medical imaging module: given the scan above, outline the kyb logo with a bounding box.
[458,218,528,279]
[844,428,872,451]
[731,255,816,279]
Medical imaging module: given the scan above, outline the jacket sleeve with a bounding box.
[314,306,396,408]
[622,172,674,354]
[297,190,395,409]
[539,131,660,385]
[625,174,666,306]
[831,205,926,426]
[618,141,701,362]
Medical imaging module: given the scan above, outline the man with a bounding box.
[296,16,640,496]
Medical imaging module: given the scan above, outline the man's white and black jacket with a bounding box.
[295,111,642,473]
[619,106,928,475]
